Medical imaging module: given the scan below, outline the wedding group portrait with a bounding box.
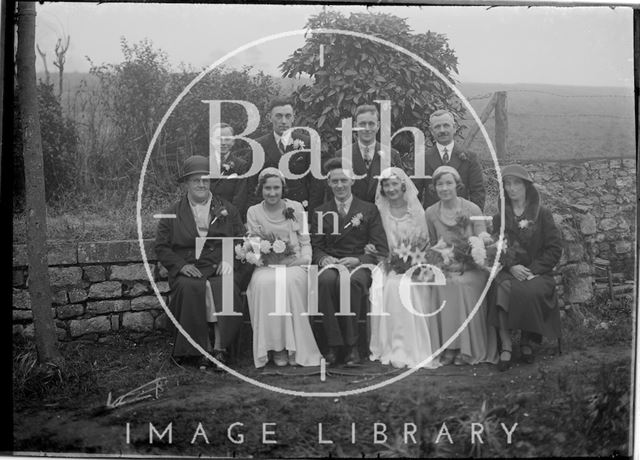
[9,2,636,458]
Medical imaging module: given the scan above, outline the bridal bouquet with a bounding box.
[234,235,295,267]
[383,236,446,281]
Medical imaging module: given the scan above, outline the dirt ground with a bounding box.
[13,328,632,458]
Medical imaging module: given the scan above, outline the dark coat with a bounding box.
[246,132,327,214]
[488,185,563,340]
[334,141,404,204]
[154,195,246,356]
[311,196,389,265]
[210,151,249,222]
[420,144,486,210]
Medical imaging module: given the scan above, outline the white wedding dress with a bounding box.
[369,168,441,369]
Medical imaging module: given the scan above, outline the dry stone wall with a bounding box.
[12,159,636,341]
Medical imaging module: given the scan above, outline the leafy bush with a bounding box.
[13,81,79,208]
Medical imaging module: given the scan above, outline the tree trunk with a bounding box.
[16,2,62,364]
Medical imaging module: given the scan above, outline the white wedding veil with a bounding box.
[375,167,429,248]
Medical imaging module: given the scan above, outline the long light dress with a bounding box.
[369,210,441,369]
[246,199,323,368]
[425,198,499,365]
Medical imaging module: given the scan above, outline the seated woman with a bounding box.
[425,166,498,366]
[245,168,323,368]
[488,164,562,371]
[369,167,440,369]
[155,155,246,369]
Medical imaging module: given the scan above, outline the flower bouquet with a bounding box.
[383,236,447,282]
[234,235,296,267]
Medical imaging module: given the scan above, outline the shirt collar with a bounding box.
[437,141,454,157]
[358,141,376,156]
[335,194,354,212]
[275,131,292,147]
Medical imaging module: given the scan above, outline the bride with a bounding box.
[369,167,440,369]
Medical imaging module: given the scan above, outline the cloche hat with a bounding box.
[179,155,210,182]
[501,164,533,183]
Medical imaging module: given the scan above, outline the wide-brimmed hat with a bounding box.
[179,155,210,181]
[501,164,533,183]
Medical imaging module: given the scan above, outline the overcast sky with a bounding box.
[34,3,634,87]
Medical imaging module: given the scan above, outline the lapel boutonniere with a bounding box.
[210,206,229,226]
[222,161,235,173]
[283,206,296,221]
[344,212,364,230]
[458,151,468,161]
[301,200,308,209]
[292,139,305,150]
[518,219,532,230]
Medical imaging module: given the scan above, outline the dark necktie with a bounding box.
[363,146,372,169]
[442,147,449,164]
[278,140,286,154]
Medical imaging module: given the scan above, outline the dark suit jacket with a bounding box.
[210,151,249,222]
[334,141,404,204]
[311,196,389,266]
[247,132,327,213]
[154,195,245,283]
[419,143,485,210]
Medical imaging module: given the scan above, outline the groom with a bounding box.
[311,158,389,366]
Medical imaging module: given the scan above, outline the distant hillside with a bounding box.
[43,72,635,161]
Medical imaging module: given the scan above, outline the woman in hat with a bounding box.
[488,164,563,371]
[425,165,499,366]
[245,167,323,368]
[155,155,246,369]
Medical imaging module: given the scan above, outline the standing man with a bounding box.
[420,109,486,210]
[247,97,326,214]
[334,104,404,203]
[311,158,389,366]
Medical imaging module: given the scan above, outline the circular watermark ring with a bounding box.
[136,28,505,398]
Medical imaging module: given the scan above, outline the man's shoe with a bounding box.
[344,347,361,366]
[520,345,535,364]
[324,347,339,366]
[212,349,228,371]
[273,350,288,367]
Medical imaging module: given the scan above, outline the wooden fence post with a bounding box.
[494,91,508,160]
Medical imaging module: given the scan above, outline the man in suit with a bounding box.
[247,97,326,213]
[334,104,404,203]
[210,123,249,222]
[419,109,486,210]
[311,158,389,366]
[155,155,246,369]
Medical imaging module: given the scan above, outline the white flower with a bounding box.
[478,231,493,246]
[410,248,427,266]
[234,244,246,260]
[431,237,454,265]
[519,219,531,229]
[394,242,412,262]
[259,240,272,254]
[220,209,229,217]
[245,252,261,266]
[351,213,363,227]
[272,240,287,254]
[293,139,305,149]
[469,236,487,266]
[242,240,253,251]
[301,200,308,209]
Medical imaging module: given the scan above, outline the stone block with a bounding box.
[47,241,78,265]
[122,311,155,332]
[154,312,169,330]
[52,290,68,306]
[609,160,621,169]
[593,161,610,170]
[13,289,31,310]
[563,243,584,262]
[615,241,632,254]
[126,283,150,297]
[86,300,130,315]
[585,179,605,188]
[48,267,83,287]
[623,159,635,168]
[580,214,597,235]
[131,296,162,311]
[69,316,111,337]
[600,218,618,231]
[68,288,88,303]
[77,239,156,264]
[601,194,617,204]
[110,264,150,281]
[13,309,33,321]
[563,276,594,304]
[13,324,23,335]
[83,266,106,282]
[57,304,85,319]
[88,281,122,299]
[156,281,170,294]
[13,270,26,287]
[110,315,120,331]
[13,245,28,267]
